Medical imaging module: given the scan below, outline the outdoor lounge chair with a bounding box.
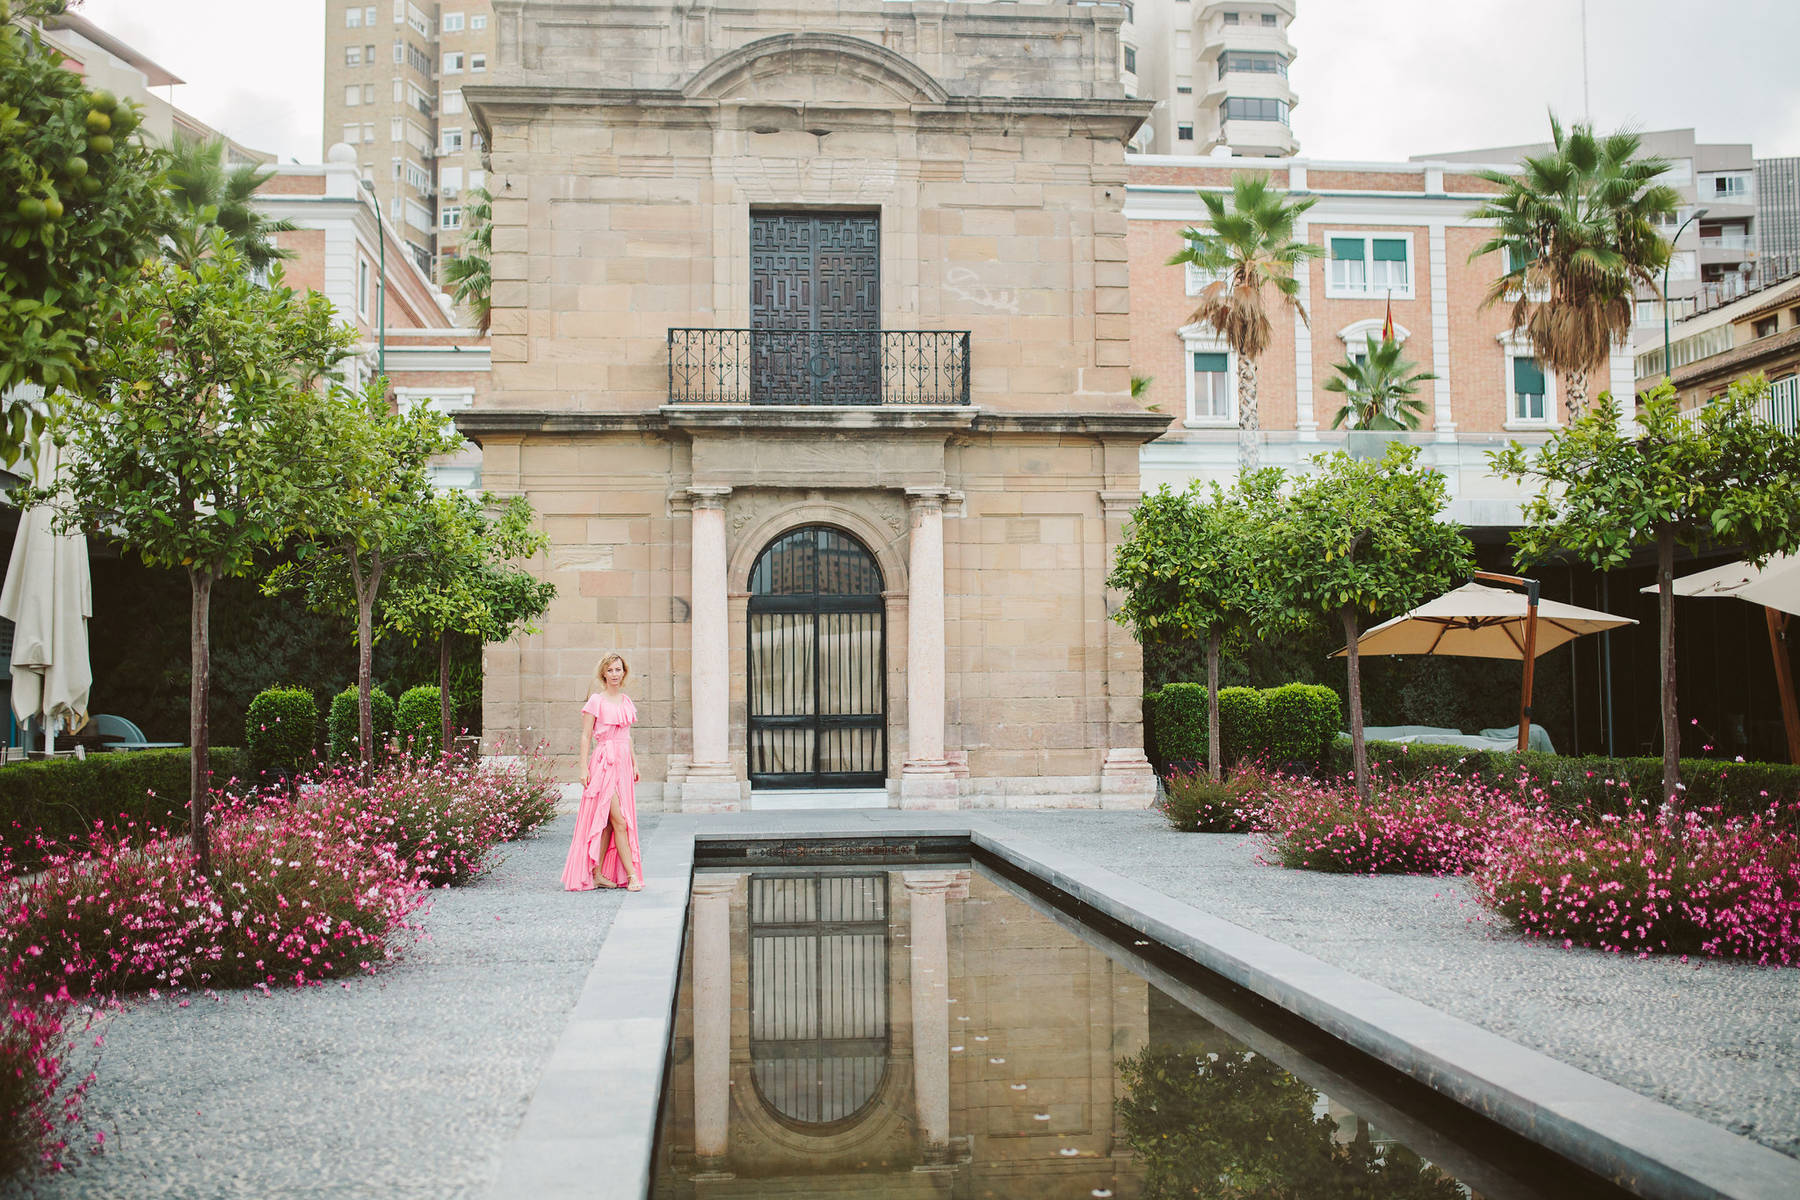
[88,714,183,751]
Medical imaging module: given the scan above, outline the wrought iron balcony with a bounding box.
[667,329,971,406]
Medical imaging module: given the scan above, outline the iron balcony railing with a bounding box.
[667,328,971,406]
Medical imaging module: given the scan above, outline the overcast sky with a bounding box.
[70,0,1800,165]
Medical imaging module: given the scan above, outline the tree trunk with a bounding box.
[354,553,384,779]
[1565,363,1588,425]
[1206,628,1222,782]
[1657,526,1680,811]
[187,567,215,875]
[439,631,454,756]
[1237,354,1261,471]
[1341,606,1368,800]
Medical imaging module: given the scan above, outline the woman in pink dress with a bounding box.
[561,652,645,892]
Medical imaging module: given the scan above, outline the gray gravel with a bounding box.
[9,814,645,1200]
[978,809,1800,1160]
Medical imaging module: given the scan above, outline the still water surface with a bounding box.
[650,860,1619,1200]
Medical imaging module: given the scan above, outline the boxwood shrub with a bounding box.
[396,685,442,758]
[1262,684,1341,766]
[1216,687,1266,767]
[1148,681,1344,774]
[245,686,319,777]
[327,686,396,762]
[0,747,245,870]
[1151,683,1208,768]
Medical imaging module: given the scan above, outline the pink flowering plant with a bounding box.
[1159,765,1266,833]
[1473,800,1800,965]
[1255,768,1513,875]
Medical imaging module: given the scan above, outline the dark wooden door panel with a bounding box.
[750,213,879,404]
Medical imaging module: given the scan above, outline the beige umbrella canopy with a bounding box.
[1334,576,1636,751]
[0,440,92,748]
[1645,554,1800,762]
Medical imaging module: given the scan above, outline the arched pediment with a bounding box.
[683,33,951,106]
[1337,317,1412,345]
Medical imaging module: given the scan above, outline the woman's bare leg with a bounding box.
[609,799,643,890]
[591,792,620,888]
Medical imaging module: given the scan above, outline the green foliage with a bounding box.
[1118,1044,1463,1200]
[244,686,318,776]
[1262,683,1342,764]
[441,187,491,331]
[1470,114,1677,418]
[161,135,296,272]
[1216,686,1266,766]
[0,4,169,462]
[1151,682,1208,765]
[0,747,244,871]
[396,685,441,757]
[1325,335,1436,431]
[1160,768,1261,833]
[328,686,395,762]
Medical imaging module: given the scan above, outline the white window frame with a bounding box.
[442,127,464,154]
[441,11,464,32]
[443,51,464,74]
[346,7,362,28]
[440,206,463,230]
[470,53,487,72]
[343,123,361,145]
[1324,230,1416,301]
[344,84,361,107]
[1178,323,1237,428]
[1336,317,1411,364]
[441,89,464,115]
[470,13,487,31]
[1499,332,1557,430]
[357,257,371,318]
[345,46,362,65]
[1184,262,1229,296]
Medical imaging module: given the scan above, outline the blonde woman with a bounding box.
[560,653,645,892]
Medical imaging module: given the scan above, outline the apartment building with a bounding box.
[1427,130,1760,337]
[322,2,496,282]
[1124,0,1298,158]
[1634,268,1800,430]
[1756,156,1800,267]
[1126,154,1636,528]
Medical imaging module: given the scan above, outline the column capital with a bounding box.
[1098,489,1140,517]
[688,485,733,511]
[692,873,740,899]
[902,869,960,896]
[904,486,953,513]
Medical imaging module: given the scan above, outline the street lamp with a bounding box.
[1663,206,1708,381]
[360,177,387,380]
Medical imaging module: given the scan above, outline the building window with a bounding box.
[391,117,404,142]
[470,14,487,31]
[357,257,371,317]
[1754,314,1779,338]
[1177,123,1193,141]
[442,11,464,32]
[1511,356,1547,423]
[442,90,464,115]
[1218,51,1288,78]
[343,123,361,145]
[441,206,463,230]
[346,46,362,65]
[443,51,463,73]
[1326,233,1413,299]
[346,6,362,27]
[1223,96,1290,124]
[470,53,486,72]
[363,122,374,143]
[366,43,375,61]
[393,40,404,63]
[363,82,375,104]
[345,84,361,107]
[1190,352,1232,421]
[1176,85,1192,94]
[1712,173,1751,198]
[1123,46,1136,73]
[1185,262,1228,296]
[1222,11,1239,23]
[365,5,376,24]
[1262,11,1278,24]
[442,127,464,153]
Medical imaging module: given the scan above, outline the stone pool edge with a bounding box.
[486,811,1800,1200]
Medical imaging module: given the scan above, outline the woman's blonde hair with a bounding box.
[593,653,630,691]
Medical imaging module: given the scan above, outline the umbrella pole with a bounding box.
[1517,582,1541,753]
[1766,606,1800,764]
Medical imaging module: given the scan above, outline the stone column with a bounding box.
[1099,489,1157,809]
[904,870,956,1163]
[684,487,740,811]
[901,488,958,809]
[691,873,739,1172]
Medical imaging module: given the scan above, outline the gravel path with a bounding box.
[978,809,1800,1160]
[9,814,644,1200]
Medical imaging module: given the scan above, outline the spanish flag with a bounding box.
[1381,293,1396,343]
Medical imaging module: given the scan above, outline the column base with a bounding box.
[899,760,962,810]
[679,763,743,813]
[1099,748,1158,810]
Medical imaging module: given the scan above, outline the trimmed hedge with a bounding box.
[1148,681,1342,773]
[396,685,442,758]
[245,686,319,776]
[327,686,396,762]
[1330,738,1800,823]
[0,747,245,870]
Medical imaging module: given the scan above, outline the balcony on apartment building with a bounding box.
[667,329,971,407]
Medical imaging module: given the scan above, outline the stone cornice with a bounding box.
[969,412,1174,443]
[455,407,1172,444]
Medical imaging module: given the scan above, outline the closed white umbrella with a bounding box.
[0,440,92,747]
[1649,554,1800,762]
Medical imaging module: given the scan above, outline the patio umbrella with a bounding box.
[0,440,92,748]
[1333,575,1636,752]
[1645,554,1800,762]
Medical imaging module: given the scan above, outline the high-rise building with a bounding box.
[322,2,495,281]
[1125,0,1298,158]
[1756,156,1800,272]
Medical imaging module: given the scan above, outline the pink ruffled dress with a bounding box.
[561,691,642,891]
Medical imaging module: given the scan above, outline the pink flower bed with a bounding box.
[1254,769,1510,874]
[1473,800,1800,966]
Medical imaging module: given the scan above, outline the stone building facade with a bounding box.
[461,1,1162,811]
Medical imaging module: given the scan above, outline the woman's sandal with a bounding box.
[627,877,645,892]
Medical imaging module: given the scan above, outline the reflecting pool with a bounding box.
[651,860,1630,1200]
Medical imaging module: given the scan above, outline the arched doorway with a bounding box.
[747,526,886,789]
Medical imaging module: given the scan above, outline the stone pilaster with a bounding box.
[901,488,958,809]
[684,486,740,811]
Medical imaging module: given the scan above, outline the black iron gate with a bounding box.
[747,526,886,789]
[750,212,881,405]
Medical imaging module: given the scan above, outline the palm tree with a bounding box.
[1324,336,1437,430]
[1168,175,1321,470]
[442,188,492,332]
[1470,115,1677,423]
[162,136,297,273]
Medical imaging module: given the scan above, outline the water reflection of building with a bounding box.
[658,869,1151,1198]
